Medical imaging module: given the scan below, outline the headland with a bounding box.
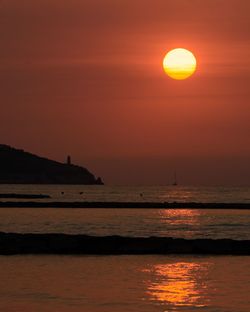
[0,144,103,185]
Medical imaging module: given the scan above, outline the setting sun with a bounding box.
[163,48,197,80]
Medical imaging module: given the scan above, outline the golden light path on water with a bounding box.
[159,209,201,225]
[144,208,210,308]
[158,208,202,239]
[145,261,211,308]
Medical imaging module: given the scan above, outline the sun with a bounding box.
[163,48,197,80]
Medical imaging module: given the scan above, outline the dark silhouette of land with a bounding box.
[0,144,103,185]
[0,201,249,209]
[0,194,50,199]
[0,232,249,255]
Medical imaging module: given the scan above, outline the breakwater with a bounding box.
[0,194,50,199]
[0,232,249,255]
[0,201,250,209]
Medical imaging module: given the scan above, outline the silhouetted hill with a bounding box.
[0,145,103,185]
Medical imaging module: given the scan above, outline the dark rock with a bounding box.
[0,194,50,199]
[0,233,249,255]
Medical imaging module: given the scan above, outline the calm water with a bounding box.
[0,255,249,312]
[0,185,249,311]
[1,185,250,203]
[0,208,249,240]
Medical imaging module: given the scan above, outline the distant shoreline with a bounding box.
[0,232,249,255]
[0,201,250,209]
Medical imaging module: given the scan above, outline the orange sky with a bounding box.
[1,0,250,185]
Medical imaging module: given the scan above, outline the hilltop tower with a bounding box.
[67,155,71,165]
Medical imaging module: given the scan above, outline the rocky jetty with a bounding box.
[0,194,50,199]
[0,144,103,185]
[0,233,249,255]
[0,201,249,209]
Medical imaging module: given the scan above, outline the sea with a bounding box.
[0,185,249,312]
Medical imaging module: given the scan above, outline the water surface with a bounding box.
[1,185,250,203]
[0,185,249,311]
[0,208,249,240]
[0,255,249,312]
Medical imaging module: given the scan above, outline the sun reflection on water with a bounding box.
[159,209,201,226]
[145,261,210,308]
[158,209,202,238]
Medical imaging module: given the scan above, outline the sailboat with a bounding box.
[172,170,178,186]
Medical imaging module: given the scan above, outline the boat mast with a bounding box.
[173,170,177,186]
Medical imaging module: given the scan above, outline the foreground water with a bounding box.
[0,255,249,312]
